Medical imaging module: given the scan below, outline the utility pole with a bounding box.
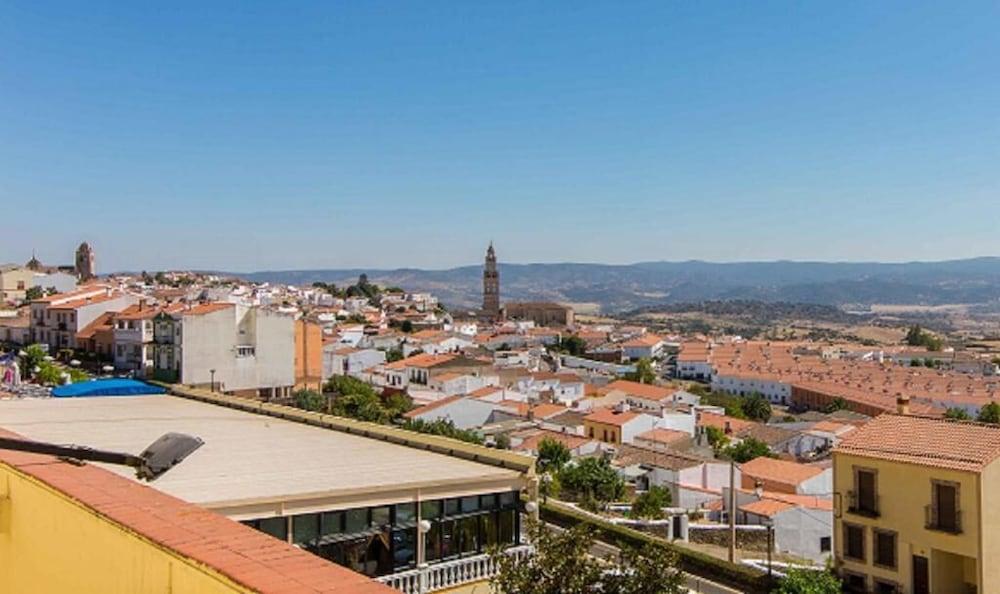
[728,459,737,563]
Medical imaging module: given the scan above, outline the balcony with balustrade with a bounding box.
[377,545,532,594]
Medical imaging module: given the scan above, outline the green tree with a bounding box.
[823,397,848,413]
[24,286,43,301]
[494,433,511,449]
[601,541,686,594]
[740,392,772,422]
[945,407,972,421]
[401,418,484,444]
[558,456,625,510]
[555,335,589,356]
[722,437,774,464]
[490,519,684,594]
[400,320,414,333]
[624,358,656,384]
[773,567,841,594]
[978,402,1000,424]
[293,389,327,412]
[631,485,671,519]
[19,344,47,373]
[537,437,572,474]
[384,392,413,419]
[705,425,730,452]
[385,347,404,363]
[331,391,388,423]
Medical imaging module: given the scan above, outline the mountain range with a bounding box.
[236,257,1000,313]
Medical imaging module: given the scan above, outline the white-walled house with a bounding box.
[402,396,499,430]
[323,345,386,379]
[153,302,295,398]
[731,489,833,563]
[711,373,792,405]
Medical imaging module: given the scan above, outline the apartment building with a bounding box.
[833,407,1000,593]
[153,302,295,398]
[112,300,180,376]
[29,285,138,351]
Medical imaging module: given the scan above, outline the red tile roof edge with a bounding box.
[0,428,394,594]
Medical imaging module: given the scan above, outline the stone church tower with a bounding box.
[75,241,96,281]
[482,242,500,319]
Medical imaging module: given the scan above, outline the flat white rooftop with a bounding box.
[0,395,522,516]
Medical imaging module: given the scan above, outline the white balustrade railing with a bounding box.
[376,545,533,594]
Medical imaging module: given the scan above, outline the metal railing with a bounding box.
[846,491,880,518]
[925,505,962,534]
[377,545,533,594]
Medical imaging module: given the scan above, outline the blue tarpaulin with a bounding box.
[51,379,166,398]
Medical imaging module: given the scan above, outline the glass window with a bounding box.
[441,520,457,559]
[392,528,417,570]
[458,516,479,555]
[499,491,516,508]
[874,530,897,569]
[444,499,460,517]
[843,523,865,562]
[258,517,288,541]
[345,509,368,534]
[395,503,416,525]
[370,506,390,527]
[498,509,517,545]
[461,496,480,513]
[421,500,442,521]
[482,513,498,548]
[292,513,319,545]
[321,511,344,537]
[426,522,442,562]
[480,494,497,510]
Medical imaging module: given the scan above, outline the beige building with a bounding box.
[29,285,138,351]
[833,408,1000,593]
[503,301,575,327]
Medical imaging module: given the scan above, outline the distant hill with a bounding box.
[236,257,1000,313]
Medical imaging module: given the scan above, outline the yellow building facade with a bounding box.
[833,411,1000,593]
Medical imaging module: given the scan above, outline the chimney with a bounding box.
[724,420,732,434]
[139,298,147,311]
[896,393,910,416]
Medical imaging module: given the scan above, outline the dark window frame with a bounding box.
[873,528,897,569]
[842,522,866,562]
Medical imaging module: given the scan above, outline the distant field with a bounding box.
[870,303,971,314]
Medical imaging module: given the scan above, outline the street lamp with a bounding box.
[209,369,216,393]
[0,432,203,481]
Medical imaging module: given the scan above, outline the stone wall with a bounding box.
[688,526,770,552]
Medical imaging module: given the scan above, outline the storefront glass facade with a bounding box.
[243,490,520,578]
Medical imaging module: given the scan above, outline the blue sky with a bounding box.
[2,2,999,272]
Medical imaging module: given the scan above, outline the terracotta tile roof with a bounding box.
[696,411,755,434]
[76,311,115,340]
[469,386,503,399]
[740,457,825,488]
[614,444,707,471]
[740,499,795,518]
[384,352,456,370]
[621,334,663,348]
[0,428,394,593]
[747,490,834,511]
[530,403,569,420]
[403,395,463,419]
[513,429,592,453]
[835,413,1000,472]
[584,407,640,427]
[635,428,690,445]
[605,380,677,401]
[181,302,234,316]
